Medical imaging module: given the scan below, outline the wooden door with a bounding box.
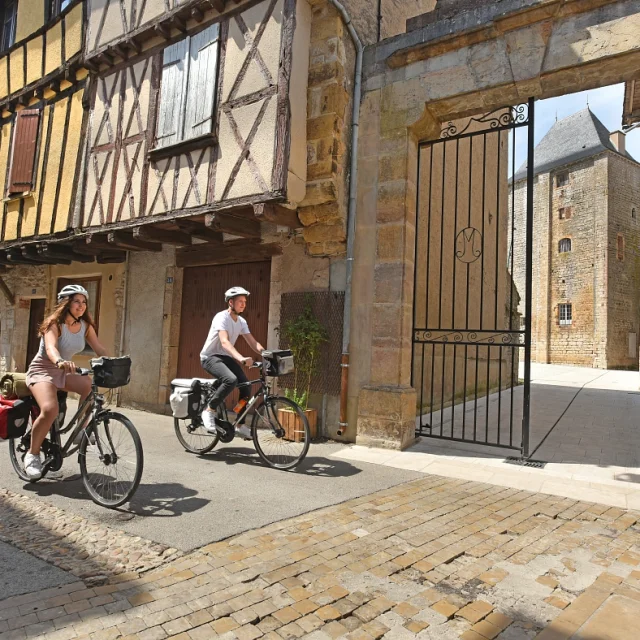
[25,298,46,369]
[177,261,271,407]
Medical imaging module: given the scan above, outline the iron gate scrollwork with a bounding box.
[412,98,534,456]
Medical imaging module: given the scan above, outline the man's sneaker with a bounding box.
[235,424,252,441]
[73,429,96,446]
[202,408,217,434]
[24,453,43,480]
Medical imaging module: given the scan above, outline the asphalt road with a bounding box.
[0,404,420,551]
[0,541,76,599]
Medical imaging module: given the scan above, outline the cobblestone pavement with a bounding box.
[2,475,640,639]
[0,489,180,583]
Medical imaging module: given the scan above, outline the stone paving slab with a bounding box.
[1,474,640,639]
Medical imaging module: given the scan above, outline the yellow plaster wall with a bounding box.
[3,200,20,241]
[38,98,67,235]
[44,21,63,76]
[25,38,43,86]
[0,58,7,98]
[9,47,24,95]
[15,0,44,43]
[64,4,83,58]
[53,90,83,233]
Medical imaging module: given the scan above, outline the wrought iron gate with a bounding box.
[412,98,534,456]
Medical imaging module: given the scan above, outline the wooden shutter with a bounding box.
[156,39,188,148]
[184,24,219,139]
[8,109,40,194]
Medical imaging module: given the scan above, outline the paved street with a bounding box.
[1,474,640,639]
[0,403,420,552]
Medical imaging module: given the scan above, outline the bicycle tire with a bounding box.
[80,412,143,508]
[9,429,33,482]
[174,417,219,454]
[251,396,310,470]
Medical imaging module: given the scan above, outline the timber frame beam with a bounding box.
[176,240,281,268]
[0,276,14,305]
[205,212,261,238]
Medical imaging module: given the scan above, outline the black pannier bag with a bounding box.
[170,379,202,419]
[91,356,132,388]
[262,350,295,377]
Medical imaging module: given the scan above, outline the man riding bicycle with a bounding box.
[200,287,265,439]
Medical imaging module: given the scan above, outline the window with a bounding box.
[155,23,220,149]
[556,172,569,188]
[559,303,572,326]
[617,234,625,261]
[558,238,572,253]
[0,0,16,52]
[559,207,572,220]
[56,277,102,342]
[47,0,72,20]
[7,109,41,195]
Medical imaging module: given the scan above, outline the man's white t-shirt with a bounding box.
[200,311,250,361]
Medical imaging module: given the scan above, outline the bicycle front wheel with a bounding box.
[80,412,143,508]
[252,396,310,470]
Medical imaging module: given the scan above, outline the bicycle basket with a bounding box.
[262,350,294,377]
[91,356,132,388]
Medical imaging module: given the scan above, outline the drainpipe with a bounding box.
[116,252,130,407]
[328,0,363,438]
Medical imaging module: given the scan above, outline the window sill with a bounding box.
[3,190,33,202]
[148,133,217,161]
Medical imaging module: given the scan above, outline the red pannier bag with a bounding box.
[0,397,30,440]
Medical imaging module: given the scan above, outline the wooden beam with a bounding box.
[191,6,204,21]
[0,276,14,305]
[111,44,128,60]
[154,23,171,39]
[23,246,70,265]
[210,0,225,12]
[38,244,95,263]
[134,225,192,246]
[253,203,301,228]
[126,37,142,54]
[172,16,188,33]
[6,249,44,265]
[97,251,127,264]
[176,242,282,268]
[108,231,162,251]
[205,212,261,238]
[86,234,117,250]
[175,220,224,243]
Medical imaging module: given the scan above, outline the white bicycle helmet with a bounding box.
[57,284,89,302]
[225,286,250,303]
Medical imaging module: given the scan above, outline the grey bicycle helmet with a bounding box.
[57,284,89,302]
[225,286,250,303]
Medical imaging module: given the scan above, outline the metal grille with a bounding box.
[412,100,535,456]
[278,292,344,396]
[504,457,546,469]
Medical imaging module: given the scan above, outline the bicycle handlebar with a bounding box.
[76,368,92,376]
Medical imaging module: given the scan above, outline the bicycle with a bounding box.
[173,361,310,470]
[9,357,143,508]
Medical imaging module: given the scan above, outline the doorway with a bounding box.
[25,298,46,370]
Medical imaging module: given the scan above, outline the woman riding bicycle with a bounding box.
[23,284,108,480]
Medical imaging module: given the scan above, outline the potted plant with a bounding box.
[279,300,328,441]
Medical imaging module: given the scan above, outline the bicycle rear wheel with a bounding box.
[80,412,143,508]
[174,416,219,454]
[252,396,310,470]
[9,428,33,482]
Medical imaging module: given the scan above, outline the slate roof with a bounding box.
[513,108,638,182]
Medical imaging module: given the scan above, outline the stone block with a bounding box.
[308,114,341,140]
[379,155,408,184]
[311,14,343,42]
[376,225,405,261]
[376,180,408,223]
[300,179,337,207]
[302,222,346,244]
[298,202,343,227]
[309,61,345,87]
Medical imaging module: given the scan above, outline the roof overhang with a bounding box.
[623,80,640,129]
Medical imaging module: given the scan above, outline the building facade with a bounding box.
[511,109,640,370]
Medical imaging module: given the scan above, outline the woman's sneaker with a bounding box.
[202,408,217,434]
[24,453,43,480]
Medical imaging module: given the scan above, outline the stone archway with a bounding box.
[349,0,640,449]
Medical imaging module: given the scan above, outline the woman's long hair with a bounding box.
[39,295,97,337]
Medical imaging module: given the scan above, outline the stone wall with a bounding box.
[298,0,355,257]
[0,266,48,373]
[607,152,640,369]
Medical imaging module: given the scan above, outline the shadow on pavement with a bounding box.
[198,445,363,477]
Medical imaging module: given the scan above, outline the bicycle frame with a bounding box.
[209,376,267,427]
